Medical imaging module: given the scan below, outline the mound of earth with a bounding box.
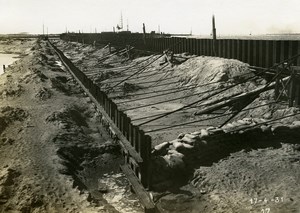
[174,56,253,86]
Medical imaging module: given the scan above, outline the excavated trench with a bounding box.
[45,83,143,212]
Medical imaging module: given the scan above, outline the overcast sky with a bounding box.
[0,0,299,35]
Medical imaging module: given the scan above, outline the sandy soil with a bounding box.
[52,40,300,213]
[0,39,142,213]
[154,143,300,213]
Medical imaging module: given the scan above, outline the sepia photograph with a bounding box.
[0,0,299,212]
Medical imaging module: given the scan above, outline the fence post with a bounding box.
[253,40,258,66]
[258,40,264,67]
[288,69,296,107]
[208,39,212,56]
[222,40,226,57]
[226,40,231,59]
[199,39,203,55]
[289,41,297,65]
[246,40,251,64]
[176,37,180,53]
[236,40,241,61]
[144,134,152,189]
[232,39,236,59]
[138,131,146,185]
[280,41,285,62]
[132,126,139,152]
[118,111,123,134]
[295,80,300,107]
[184,38,189,53]
[111,101,116,122]
[123,114,129,138]
[202,39,206,55]
[195,39,199,56]
[128,122,133,145]
[297,41,300,66]
[265,41,271,68]
[116,110,121,129]
[241,40,246,63]
[275,66,280,100]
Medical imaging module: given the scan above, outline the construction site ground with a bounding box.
[0,38,142,213]
[0,38,299,213]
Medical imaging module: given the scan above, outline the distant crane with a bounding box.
[116,12,123,30]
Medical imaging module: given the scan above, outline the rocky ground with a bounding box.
[0,39,142,213]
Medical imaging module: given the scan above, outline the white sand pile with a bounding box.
[174,56,252,86]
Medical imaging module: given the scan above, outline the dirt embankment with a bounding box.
[0,39,142,213]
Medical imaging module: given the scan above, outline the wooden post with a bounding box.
[117,110,122,130]
[288,41,294,63]
[231,40,235,59]
[295,82,300,107]
[222,40,226,57]
[297,41,300,66]
[237,40,241,60]
[227,40,231,58]
[259,40,264,67]
[247,40,252,64]
[218,39,222,57]
[137,131,143,158]
[128,123,133,145]
[275,66,280,100]
[288,69,296,107]
[280,41,285,62]
[2,65,5,73]
[265,41,270,68]
[123,114,129,138]
[200,39,204,55]
[133,126,139,152]
[273,41,278,65]
[138,131,146,186]
[242,40,247,63]
[253,40,257,66]
[144,134,152,189]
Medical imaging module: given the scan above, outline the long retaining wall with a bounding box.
[48,40,152,189]
[61,33,300,68]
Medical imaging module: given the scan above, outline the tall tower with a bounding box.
[212,15,217,40]
[142,23,146,45]
[120,11,123,29]
[212,15,217,56]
